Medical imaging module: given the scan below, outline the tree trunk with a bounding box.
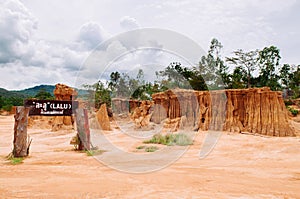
[75,108,90,150]
[13,106,29,157]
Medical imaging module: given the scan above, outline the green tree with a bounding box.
[0,96,3,109]
[108,71,121,92]
[156,62,192,89]
[228,66,247,89]
[290,65,300,98]
[196,38,229,89]
[226,49,258,88]
[83,81,111,109]
[279,64,292,89]
[257,46,281,90]
[34,88,54,100]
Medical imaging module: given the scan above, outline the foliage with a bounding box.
[6,153,24,165]
[145,146,159,152]
[227,66,247,89]
[288,107,299,116]
[10,157,24,165]
[0,95,23,111]
[34,88,54,100]
[0,85,55,111]
[226,49,259,88]
[284,100,294,106]
[83,81,111,109]
[257,46,281,90]
[289,65,300,98]
[143,133,193,146]
[279,64,292,89]
[85,149,105,156]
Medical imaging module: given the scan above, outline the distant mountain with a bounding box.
[0,84,88,99]
[0,88,28,99]
[14,85,55,97]
[0,85,55,100]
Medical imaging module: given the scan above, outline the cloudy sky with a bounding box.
[0,0,299,90]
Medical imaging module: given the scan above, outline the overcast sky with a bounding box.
[0,0,299,90]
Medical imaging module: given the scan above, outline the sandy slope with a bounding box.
[0,115,300,199]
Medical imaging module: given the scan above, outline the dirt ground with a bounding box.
[1,115,300,199]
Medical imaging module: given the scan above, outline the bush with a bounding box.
[284,100,294,106]
[144,133,193,146]
[288,107,299,116]
[2,104,12,112]
[145,146,159,152]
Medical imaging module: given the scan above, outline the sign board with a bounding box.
[24,100,79,116]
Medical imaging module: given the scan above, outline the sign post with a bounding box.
[12,99,90,158]
[13,106,30,157]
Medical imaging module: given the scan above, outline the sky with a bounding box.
[0,0,299,90]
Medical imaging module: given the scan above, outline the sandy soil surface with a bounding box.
[1,115,300,199]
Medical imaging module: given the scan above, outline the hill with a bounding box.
[14,85,55,97]
[0,88,29,99]
[0,84,88,100]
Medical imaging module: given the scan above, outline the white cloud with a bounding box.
[120,16,140,31]
[77,21,109,50]
[0,0,37,63]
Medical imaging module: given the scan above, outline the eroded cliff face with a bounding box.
[151,88,295,136]
[52,84,78,131]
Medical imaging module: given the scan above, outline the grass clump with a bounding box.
[6,154,24,165]
[5,152,24,165]
[10,157,24,165]
[143,133,193,146]
[85,149,105,156]
[145,146,159,152]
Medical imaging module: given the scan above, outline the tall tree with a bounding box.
[108,71,121,91]
[196,38,229,89]
[228,66,247,89]
[156,62,192,89]
[258,46,281,90]
[279,64,292,89]
[226,49,258,88]
[290,65,300,98]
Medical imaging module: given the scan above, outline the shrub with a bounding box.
[145,146,159,152]
[288,107,299,116]
[2,104,12,112]
[284,100,294,106]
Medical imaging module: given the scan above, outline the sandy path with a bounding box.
[0,115,300,198]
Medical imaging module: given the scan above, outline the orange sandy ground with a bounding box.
[0,115,300,199]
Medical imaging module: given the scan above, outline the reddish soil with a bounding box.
[0,115,300,198]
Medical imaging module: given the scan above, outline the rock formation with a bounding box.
[111,98,141,115]
[52,84,77,131]
[151,88,295,136]
[96,103,112,131]
[130,100,153,128]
